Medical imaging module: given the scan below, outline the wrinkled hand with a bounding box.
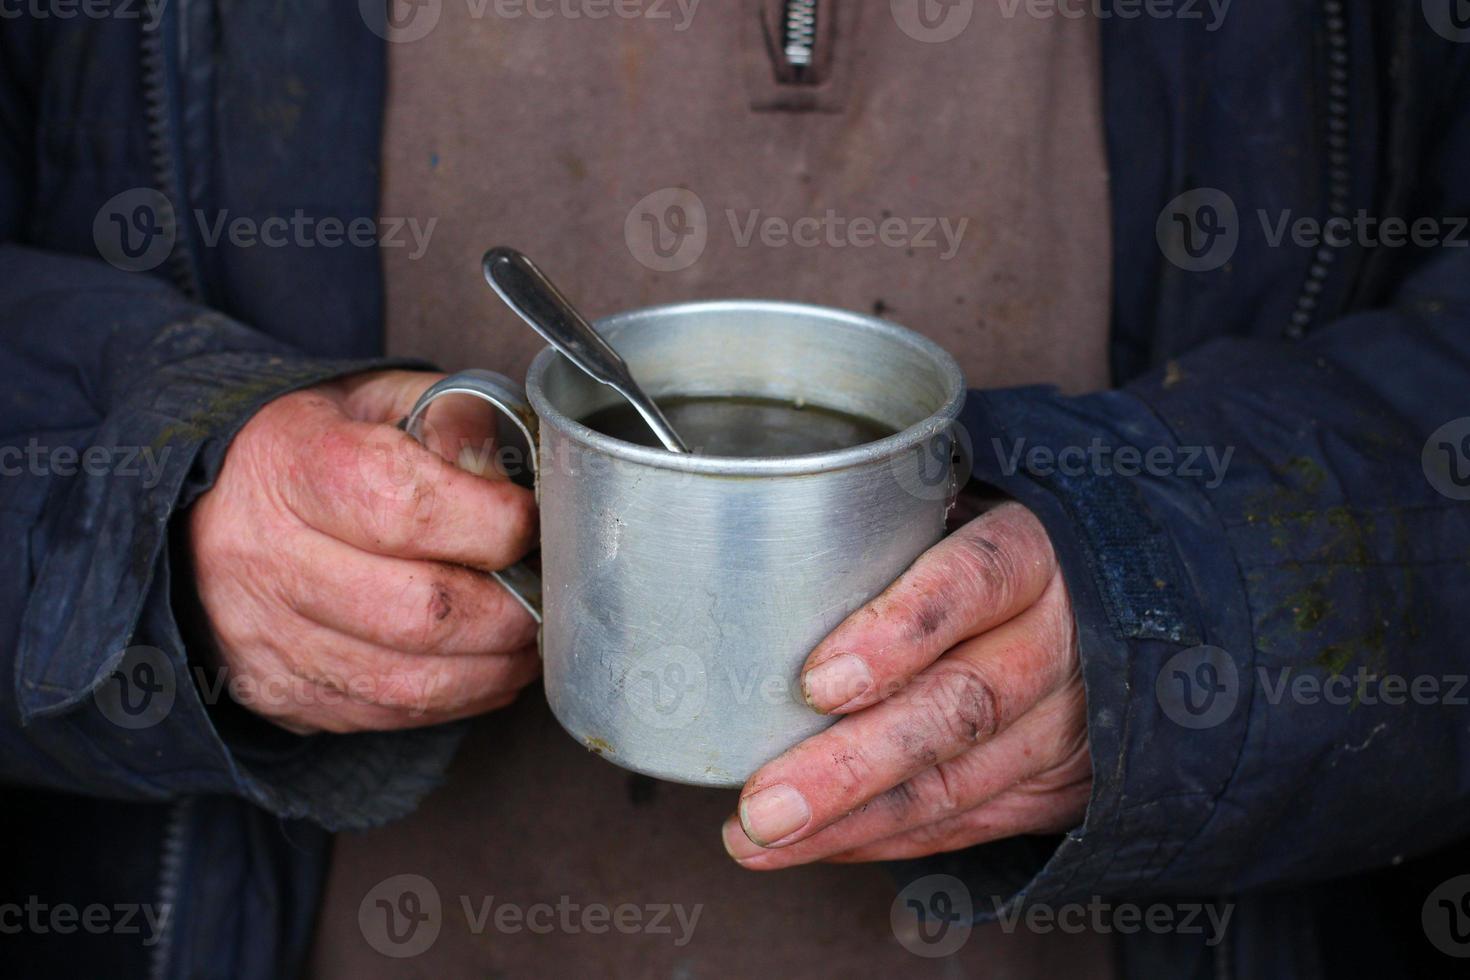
[188,370,540,734]
[723,502,1091,866]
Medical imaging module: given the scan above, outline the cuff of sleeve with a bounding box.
[15,345,459,829]
[928,384,1258,914]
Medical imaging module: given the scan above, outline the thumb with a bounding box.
[337,369,511,479]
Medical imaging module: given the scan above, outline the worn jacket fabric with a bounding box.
[1,2,1467,978]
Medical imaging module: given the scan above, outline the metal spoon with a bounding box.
[482,247,690,454]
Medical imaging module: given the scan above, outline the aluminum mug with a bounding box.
[404,299,966,786]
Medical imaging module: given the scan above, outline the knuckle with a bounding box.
[319,426,436,546]
[883,765,961,818]
[878,777,925,817]
[947,528,1019,611]
[922,662,1001,746]
[360,472,437,553]
[886,590,949,643]
[923,762,964,814]
[888,523,1023,643]
[384,576,464,653]
[378,571,537,656]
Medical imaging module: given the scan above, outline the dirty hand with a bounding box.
[187,370,540,734]
[723,501,1091,866]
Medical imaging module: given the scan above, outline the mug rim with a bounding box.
[525,299,967,477]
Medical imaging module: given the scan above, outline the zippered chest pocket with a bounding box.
[744,0,859,112]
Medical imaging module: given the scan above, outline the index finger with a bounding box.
[282,408,537,572]
[738,581,1075,848]
[800,502,1055,714]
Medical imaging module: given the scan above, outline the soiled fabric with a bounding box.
[9,4,1470,980]
[379,1,1112,392]
[310,686,1115,978]
[323,3,1115,976]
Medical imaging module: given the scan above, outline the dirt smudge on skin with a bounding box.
[914,598,947,637]
[429,584,453,622]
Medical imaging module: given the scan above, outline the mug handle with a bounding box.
[400,369,544,624]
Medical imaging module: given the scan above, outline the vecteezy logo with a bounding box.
[1422,418,1470,501]
[1423,875,1470,958]
[622,646,707,730]
[890,421,974,502]
[1424,0,1470,43]
[93,189,176,273]
[1155,645,1239,730]
[93,645,176,730]
[890,0,974,43]
[1156,188,1239,272]
[624,187,708,272]
[359,874,442,958]
[360,0,442,43]
[890,874,974,957]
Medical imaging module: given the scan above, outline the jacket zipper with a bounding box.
[1211,894,1234,980]
[141,3,197,976]
[146,797,192,980]
[1286,0,1350,340]
[781,0,819,77]
[141,0,201,300]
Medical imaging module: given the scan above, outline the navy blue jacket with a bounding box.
[3,2,1468,977]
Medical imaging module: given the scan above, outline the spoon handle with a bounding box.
[483,247,690,453]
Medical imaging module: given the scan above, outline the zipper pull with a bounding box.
[749,0,851,111]
[782,0,818,80]
[774,0,821,85]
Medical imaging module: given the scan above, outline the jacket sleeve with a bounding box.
[944,56,1470,910]
[0,9,460,831]
[0,244,467,831]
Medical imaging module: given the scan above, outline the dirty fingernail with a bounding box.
[802,654,872,713]
[722,815,763,861]
[739,784,811,846]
